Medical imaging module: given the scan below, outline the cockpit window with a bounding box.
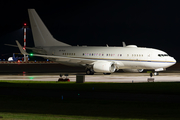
[158,54,169,57]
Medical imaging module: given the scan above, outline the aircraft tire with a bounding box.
[154,72,159,76]
[86,69,94,75]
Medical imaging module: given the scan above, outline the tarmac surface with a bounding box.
[0,72,180,83]
[0,63,179,82]
[1,64,180,119]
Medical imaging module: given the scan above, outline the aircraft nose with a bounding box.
[172,57,176,64]
[164,57,176,68]
[170,57,176,65]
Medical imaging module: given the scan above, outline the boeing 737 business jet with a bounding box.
[15,9,176,75]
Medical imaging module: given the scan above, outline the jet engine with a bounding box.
[123,69,144,73]
[93,62,116,73]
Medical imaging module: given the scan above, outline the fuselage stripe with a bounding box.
[62,56,175,63]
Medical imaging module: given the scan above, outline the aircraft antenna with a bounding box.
[122,42,126,47]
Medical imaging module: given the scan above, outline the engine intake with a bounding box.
[93,62,116,73]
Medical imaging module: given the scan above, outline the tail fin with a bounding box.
[28,9,71,47]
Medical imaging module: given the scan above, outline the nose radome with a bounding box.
[173,58,176,64]
[170,57,176,65]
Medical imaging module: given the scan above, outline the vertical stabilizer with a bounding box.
[28,9,71,47]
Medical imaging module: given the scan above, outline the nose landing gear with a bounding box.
[148,71,158,82]
[149,71,159,78]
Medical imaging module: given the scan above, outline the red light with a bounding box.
[23,47,26,50]
[24,23,27,26]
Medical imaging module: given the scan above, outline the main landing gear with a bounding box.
[86,69,94,75]
[58,74,70,82]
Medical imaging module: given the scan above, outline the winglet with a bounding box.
[16,40,29,55]
[122,42,126,47]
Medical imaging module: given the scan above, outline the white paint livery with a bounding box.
[16,9,176,75]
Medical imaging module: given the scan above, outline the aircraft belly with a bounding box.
[56,58,70,62]
[55,61,82,66]
[69,59,81,63]
[121,61,145,69]
[144,62,173,69]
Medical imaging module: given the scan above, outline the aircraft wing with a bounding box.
[16,40,95,64]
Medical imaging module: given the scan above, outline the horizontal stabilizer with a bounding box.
[16,40,29,55]
[5,43,43,51]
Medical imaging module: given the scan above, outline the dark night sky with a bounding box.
[0,0,180,61]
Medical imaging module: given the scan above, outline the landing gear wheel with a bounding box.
[154,72,159,76]
[86,69,94,75]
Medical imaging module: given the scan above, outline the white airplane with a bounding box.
[16,9,176,76]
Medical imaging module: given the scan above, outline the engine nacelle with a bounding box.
[93,62,116,73]
[123,69,144,73]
